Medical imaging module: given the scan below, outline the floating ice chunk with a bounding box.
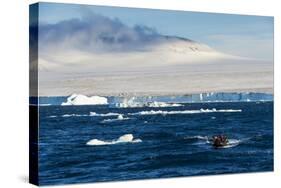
[118,134,133,142]
[86,134,142,146]
[86,139,109,146]
[61,94,108,106]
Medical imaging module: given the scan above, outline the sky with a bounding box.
[36,2,273,60]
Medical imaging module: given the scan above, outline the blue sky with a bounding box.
[37,2,273,60]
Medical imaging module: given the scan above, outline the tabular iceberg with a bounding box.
[36,92,273,106]
[61,94,108,106]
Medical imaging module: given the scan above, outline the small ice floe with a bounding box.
[86,134,142,146]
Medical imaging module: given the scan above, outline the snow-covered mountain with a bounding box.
[30,13,273,96]
[35,33,272,96]
[37,34,234,73]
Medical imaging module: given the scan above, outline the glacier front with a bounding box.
[34,92,273,106]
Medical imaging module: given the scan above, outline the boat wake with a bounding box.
[219,139,240,148]
[184,135,242,149]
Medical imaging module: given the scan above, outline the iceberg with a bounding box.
[61,94,108,106]
[147,101,183,107]
[38,92,272,106]
[108,92,273,108]
[109,96,183,108]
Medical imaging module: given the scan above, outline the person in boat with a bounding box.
[212,135,229,147]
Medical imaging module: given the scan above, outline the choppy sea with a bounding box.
[38,101,273,185]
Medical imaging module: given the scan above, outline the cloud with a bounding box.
[35,11,163,55]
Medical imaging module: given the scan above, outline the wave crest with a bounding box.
[89,112,122,116]
[129,108,242,115]
[101,115,131,123]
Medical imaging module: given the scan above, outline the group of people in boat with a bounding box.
[212,135,229,147]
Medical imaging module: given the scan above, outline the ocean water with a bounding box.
[38,101,273,185]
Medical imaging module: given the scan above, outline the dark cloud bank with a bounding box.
[31,12,194,54]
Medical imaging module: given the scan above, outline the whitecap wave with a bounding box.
[61,94,108,106]
[129,108,242,115]
[101,114,130,123]
[49,108,240,118]
[48,114,87,118]
[184,135,209,140]
[61,114,88,117]
[184,135,210,145]
[50,112,124,118]
[48,115,57,118]
[39,104,51,106]
[86,134,142,146]
[113,100,183,108]
[89,112,122,117]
